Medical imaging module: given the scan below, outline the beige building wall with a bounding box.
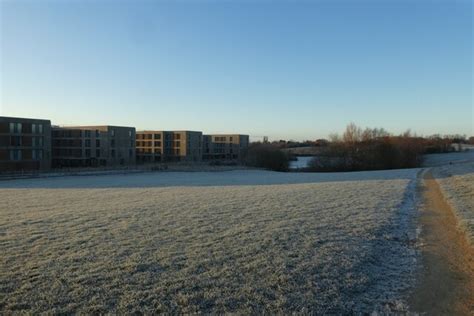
[136,131,202,162]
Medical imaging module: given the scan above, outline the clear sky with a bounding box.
[1,0,472,141]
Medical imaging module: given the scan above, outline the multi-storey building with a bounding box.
[203,134,250,160]
[136,131,202,163]
[0,116,52,172]
[52,125,135,168]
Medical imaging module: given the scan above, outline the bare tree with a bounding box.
[343,122,362,143]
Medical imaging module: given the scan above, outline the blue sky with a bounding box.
[1,0,472,141]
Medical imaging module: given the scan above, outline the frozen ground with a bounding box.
[0,169,420,313]
[423,148,474,167]
[0,168,418,189]
[431,162,474,244]
[424,149,474,243]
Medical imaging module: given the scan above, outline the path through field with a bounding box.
[409,170,474,315]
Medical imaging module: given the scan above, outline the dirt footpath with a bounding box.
[409,171,474,315]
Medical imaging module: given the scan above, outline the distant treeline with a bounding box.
[268,133,472,151]
[244,123,472,172]
[242,143,290,172]
[310,123,469,172]
[307,123,421,171]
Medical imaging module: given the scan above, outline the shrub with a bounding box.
[309,124,425,172]
[243,143,290,172]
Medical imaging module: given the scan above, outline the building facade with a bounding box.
[0,116,52,172]
[52,125,135,168]
[136,131,203,163]
[203,134,250,160]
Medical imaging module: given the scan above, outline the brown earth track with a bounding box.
[409,170,474,315]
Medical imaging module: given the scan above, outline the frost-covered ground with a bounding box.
[423,149,474,167]
[0,168,418,189]
[0,169,420,313]
[424,149,474,243]
[431,162,474,244]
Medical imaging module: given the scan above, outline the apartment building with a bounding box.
[52,125,135,168]
[203,134,250,160]
[136,131,202,163]
[0,116,52,172]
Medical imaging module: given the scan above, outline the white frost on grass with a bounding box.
[431,161,474,244]
[423,149,474,167]
[0,168,419,189]
[0,169,419,313]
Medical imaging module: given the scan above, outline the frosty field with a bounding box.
[0,169,420,313]
[432,162,474,244]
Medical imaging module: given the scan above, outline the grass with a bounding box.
[0,173,418,313]
[432,162,474,244]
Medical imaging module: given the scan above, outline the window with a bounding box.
[175,134,181,140]
[85,149,91,157]
[32,137,36,147]
[154,134,161,139]
[128,130,132,137]
[32,150,43,160]
[96,149,101,157]
[129,149,133,158]
[32,124,36,134]
[37,124,42,134]
[9,123,22,134]
[95,130,100,137]
[111,129,115,137]
[10,149,21,161]
[96,139,100,147]
[111,139,115,147]
[154,141,161,147]
[111,150,115,157]
[85,130,91,138]
[175,141,180,147]
[38,137,43,147]
[85,139,91,147]
[10,136,22,146]
[230,137,233,141]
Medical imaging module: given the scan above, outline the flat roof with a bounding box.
[137,130,203,133]
[204,134,249,137]
[0,116,51,123]
[55,125,135,129]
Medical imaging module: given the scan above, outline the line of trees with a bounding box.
[241,123,471,173]
[242,143,290,172]
[308,123,426,172]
